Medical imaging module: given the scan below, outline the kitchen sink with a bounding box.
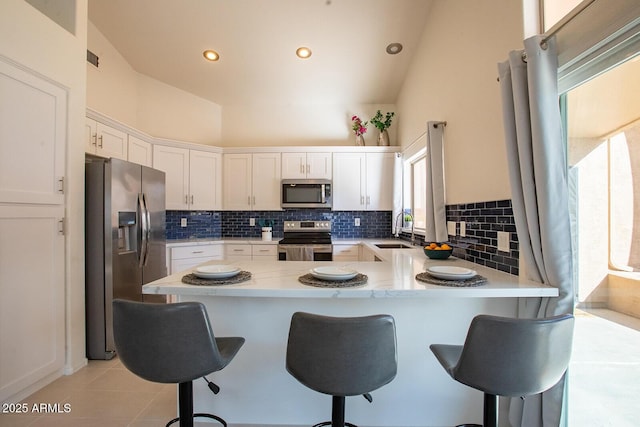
[374,243,413,249]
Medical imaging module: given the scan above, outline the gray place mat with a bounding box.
[182,271,252,286]
[415,271,487,287]
[298,273,368,288]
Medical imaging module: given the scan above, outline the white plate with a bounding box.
[427,266,477,280]
[193,265,241,279]
[309,266,358,281]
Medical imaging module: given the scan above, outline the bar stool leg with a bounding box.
[178,382,194,427]
[332,396,345,427]
[484,393,498,427]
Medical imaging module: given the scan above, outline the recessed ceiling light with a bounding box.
[386,43,403,55]
[296,47,312,59]
[203,50,220,61]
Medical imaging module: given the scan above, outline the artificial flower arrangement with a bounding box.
[351,115,368,136]
[370,110,395,131]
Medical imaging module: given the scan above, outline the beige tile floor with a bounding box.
[0,357,177,427]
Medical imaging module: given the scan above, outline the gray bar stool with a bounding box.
[112,299,245,427]
[286,311,398,427]
[430,313,574,427]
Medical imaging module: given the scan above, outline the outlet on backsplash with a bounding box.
[180,218,187,227]
[354,218,360,227]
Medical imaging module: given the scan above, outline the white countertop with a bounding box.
[146,240,558,299]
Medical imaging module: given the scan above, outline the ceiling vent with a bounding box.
[87,50,99,68]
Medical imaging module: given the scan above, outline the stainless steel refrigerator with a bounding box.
[85,157,167,360]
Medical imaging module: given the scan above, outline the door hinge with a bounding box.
[57,177,65,194]
[58,218,65,235]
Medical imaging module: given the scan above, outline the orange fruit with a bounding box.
[441,244,451,250]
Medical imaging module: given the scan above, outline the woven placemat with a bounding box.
[181,271,252,286]
[415,272,487,287]
[298,273,368,288]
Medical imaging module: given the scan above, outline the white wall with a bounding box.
[221,103,396,147]
[87,21,223,145]
[395,0,523,205]
[0,0,88,374]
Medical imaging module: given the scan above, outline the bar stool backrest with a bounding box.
[112,299,228,384]
[453,314,575,397]
[286,311,398,396]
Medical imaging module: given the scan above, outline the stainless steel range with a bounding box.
[277,220,332,261]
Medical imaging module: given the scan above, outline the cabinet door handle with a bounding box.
[252,196,256,205]
[300,163,304,174]
[185,195,189,204]
[306,164,310,174]
[92,133,98,146]
[233,249,244,252]
[98,135,103,148]
[366,196,370,205]
[248,196,251,205]
[360,196,365,205]
[191,250,204,254]
[191,195,194,204]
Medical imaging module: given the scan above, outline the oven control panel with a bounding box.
[283,221,331,232]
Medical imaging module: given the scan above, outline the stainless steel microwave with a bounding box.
[281,179,332,209]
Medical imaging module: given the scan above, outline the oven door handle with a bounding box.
[321,184,326,204]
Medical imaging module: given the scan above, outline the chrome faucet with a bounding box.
[394,212,403,238]
[405,213,415,245]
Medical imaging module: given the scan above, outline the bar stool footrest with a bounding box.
[166,412,227,427]
[312,422,357,427]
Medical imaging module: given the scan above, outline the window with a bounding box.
[403,149,426,232]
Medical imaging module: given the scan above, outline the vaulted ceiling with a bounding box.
[88,0,434,107]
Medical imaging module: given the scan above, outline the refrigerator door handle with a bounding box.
[143,194,151,266]
[138,193,149,268]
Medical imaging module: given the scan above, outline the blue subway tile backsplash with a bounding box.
[445,199,519,275]
[167,209,393,240]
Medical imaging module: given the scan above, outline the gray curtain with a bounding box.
[498,36,574,426]
[425,121,448,242]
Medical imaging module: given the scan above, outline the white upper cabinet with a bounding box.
[223,153,281,210]
[281,152,331,179]
[85,118,128,160]
[189,150,222,210]
[127,135,152,167]
[333,152,394,211]
[153,145,221,210]
[0,59,65,206]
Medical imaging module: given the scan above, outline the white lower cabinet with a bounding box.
[332,244,360,261]
[169,244,224,274]
[251,244,278,260]
[0,206,65,402]
[225,244,251,261]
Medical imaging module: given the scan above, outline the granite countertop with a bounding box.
[145,240,558,299]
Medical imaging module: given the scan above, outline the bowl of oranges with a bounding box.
[423,242,453,259]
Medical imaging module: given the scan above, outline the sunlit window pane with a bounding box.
[412,157,426,229]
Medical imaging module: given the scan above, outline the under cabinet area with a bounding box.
[153,145,222,211]
[281,152,332,179]
[169,244,224,274]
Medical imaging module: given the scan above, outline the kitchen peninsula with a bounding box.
[143,243,557,426]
